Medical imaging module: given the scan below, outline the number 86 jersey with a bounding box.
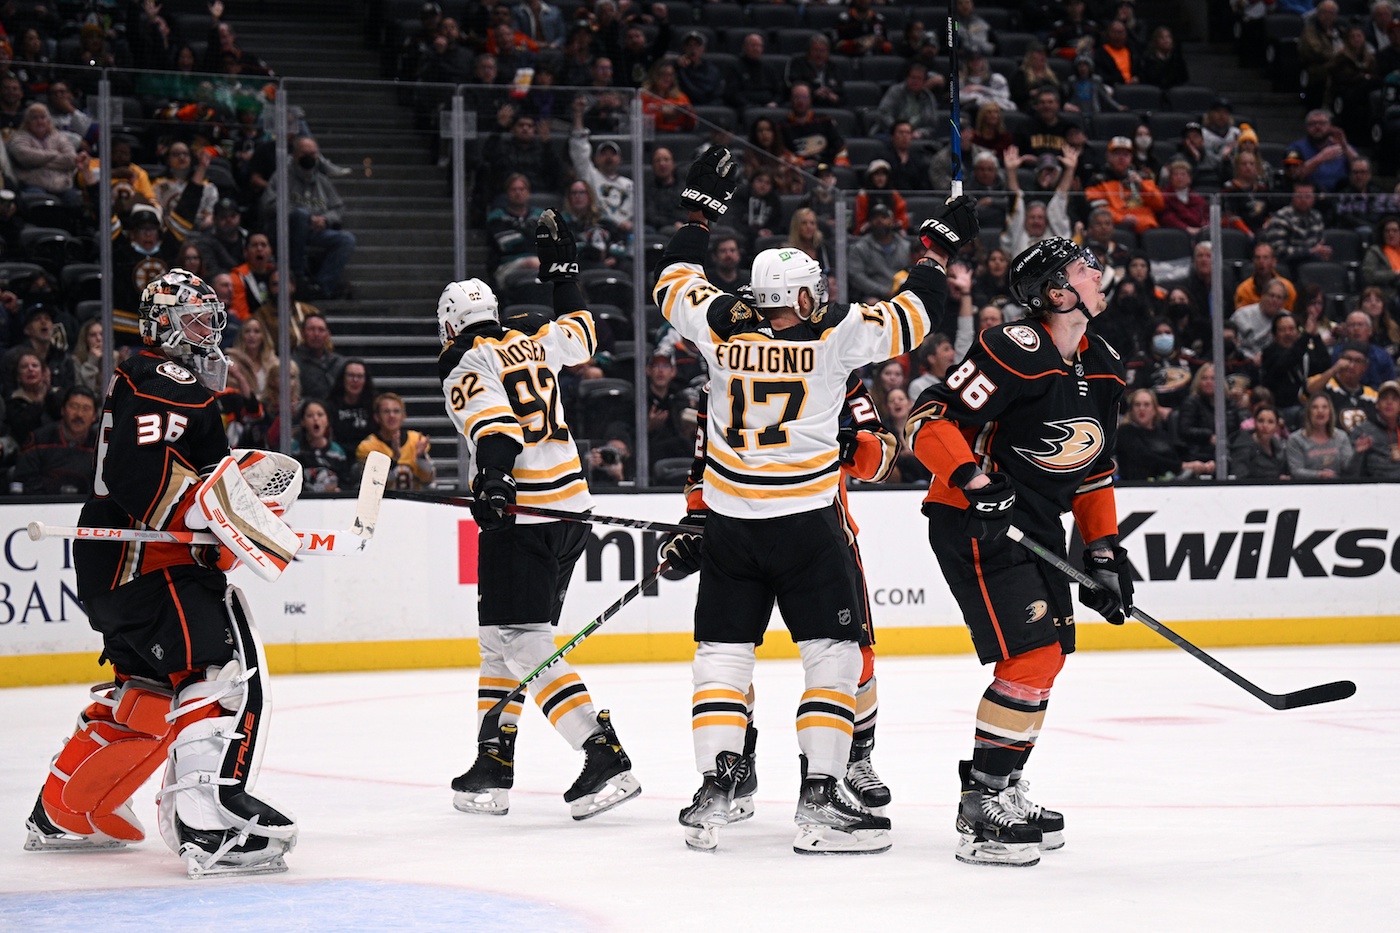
[654,228,947,519]
[438,310,597,522]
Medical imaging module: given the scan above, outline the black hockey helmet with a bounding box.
[1009,237,1095,316]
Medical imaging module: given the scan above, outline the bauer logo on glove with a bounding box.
[680,147,739,222]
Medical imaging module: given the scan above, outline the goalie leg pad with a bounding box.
[795,638,859,780]
[188,455,301,582]
[156,586,296,878]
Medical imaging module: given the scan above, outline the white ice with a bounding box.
[1,644,1396,932]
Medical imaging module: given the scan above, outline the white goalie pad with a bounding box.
[187,455,301,581]
[231,448,303,516]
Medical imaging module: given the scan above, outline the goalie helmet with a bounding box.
[437,278,498,345]
[749,247,828,318]
[138,269,229,390]
[1009,237,1097,317]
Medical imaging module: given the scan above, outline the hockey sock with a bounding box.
[488,624,598,749]
[852,668,878,757]
[531,670,598,750]
[795,639,859,778]
[692,642,754,773]
[745,684,756,727]
[971,645,1063,786]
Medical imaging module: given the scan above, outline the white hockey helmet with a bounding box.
[749,247,828,318]
[138,268,229,390]
[436,278,499,345]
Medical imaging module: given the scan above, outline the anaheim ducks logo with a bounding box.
[1012,418,1105,473]
[1025,600,1049,623]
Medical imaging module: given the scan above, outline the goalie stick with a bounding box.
[1007,527,1357,710]
[476,561,669,746]
[388,490,699,536]
[29,451,391,558]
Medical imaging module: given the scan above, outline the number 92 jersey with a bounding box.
[654,231,945,519]
[438,310,597,522]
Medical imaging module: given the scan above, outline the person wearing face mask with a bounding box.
[259,135,356,300]
[1129,123,1159,180]
[1124,318,1198,411]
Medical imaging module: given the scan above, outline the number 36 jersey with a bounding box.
[654,226,947,519]
[438,311,597,522]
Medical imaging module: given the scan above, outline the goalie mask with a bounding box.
[749,248,828,320]
[437,278,499,346]
[138,269,229,391]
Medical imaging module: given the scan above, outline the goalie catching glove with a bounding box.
[680,147,739,221]
[1080,546,1135,625]
[659,512,706,577]
[536,208,579,282]
[918,195,979,261]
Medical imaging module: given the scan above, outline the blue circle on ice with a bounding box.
[0,880,590,932]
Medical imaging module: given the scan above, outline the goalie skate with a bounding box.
[23,796,129,852]
[955,761,1041,867]
[171,814,292,879]
[792,772,891,856]
[451,725,516,816]
[679,750,748,852]
[564,711,640,820]
[1005,777,1065,851]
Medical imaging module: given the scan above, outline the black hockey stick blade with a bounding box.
[475,562,670,745]
[387,490,699,536]
[1006,527,1357,711]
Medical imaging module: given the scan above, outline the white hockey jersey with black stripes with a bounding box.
[439,311,596,522]
[654,240,946,519]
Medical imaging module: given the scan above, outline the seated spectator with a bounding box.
[1016,87,1077,164]
[1329,158,1387,234]
[1299,0,1344,97]
[854,161,908,235]
[1172,121,1220,184]
[1009,42,1060,111]
[640,60,695,133]
[1117,387,1212,481]
[786,34,846,108]
[588,424,635,487]
[560,179,626,269]
[1330,311,1397,388]
[175,240,213,285]
[514,0,566,50]
[1262,311,1332,422]
[71,318,103,396]
[1231,279,1292,365]
[643,348,690,461]
[1177,363,1242,463]
[1358,286,1400,360]
[0,72,27,134]
[1000,145,1075,257]
[202,198,250,273]
[1361,216,1400,300]
[785,207,833,273]
[870,359,908,422]
[884,121,931,192]
[1163,287,1211,358]
[964,150,1011,224]
[1221,150,1272,235]
[847,205,910,303]
[782,83,850,169]
[2,303,75,396]
[801,161,841,240]
[1325,24,1378,139]
[954,0,998,55]
[229,232,276,322]
[1347,379,1400,480]
[1158,159,1209,236]
[1305,341,1379,432]
[568,106,635,232]
[894,19,940,70]
[44,81,92,147]
[961,49,1015,116]
[1124,318,1198,410]
[356,392,434,490]
[734,170,782,252]
[727,33,784,111]
[968,103,1014,161]
[1200,99,1241,167]
[1050,0,1097,61]
[643,147,689,236]
[5,349,62,446]
[908,333,957,398]
[261,135,356,299]
[1289,110,1357,194]
[153,142,219,234]
[1062,53,1124,115]
[1229,404,1288,481]
[6,103,81,210]
[292,399,352,493]
[1230,124,1272,181]
[252,268,320,352]
[486,173,544,289]
[871,63,939,141]
[675,31,726,107]
[972,248,1014,311]
[479,111,563,204]
[1080,207,1131,272]
[836,0,893,57]
[12,385,98,494]
[293,313,344,403]
[1263,181,1332,273]
[1234,242,1297,312]
[227,314,278,402]
[705,234,749,292]
[327,358,375,446]
[744,116,805,195]
[1287,392,1353,479]
[613,11,670,88]
[1137,25,1189,90]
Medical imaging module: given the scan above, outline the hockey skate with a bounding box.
[954,760,1042,867]
[679,750,748,851]
[167,813,294,879]
[843,737,892,815]
[564,711,640,820]
[451,724,517,816]
[23,795,129,853]
[1005,776,1065,851]
[793,756,891,855]
[729,725,759,823]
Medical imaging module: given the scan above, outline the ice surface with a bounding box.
[2,645,1396,932]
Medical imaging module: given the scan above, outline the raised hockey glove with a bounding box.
[659,512,706,577]
[470,467,517,532]
[680,146,739,221]
[919,194,979,260]
[536,208,579,281]
[1080,546,1135,625]
[837,428,860,466]
[959,472,1015,542]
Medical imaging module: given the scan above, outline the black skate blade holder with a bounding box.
[1007,527,1357,710]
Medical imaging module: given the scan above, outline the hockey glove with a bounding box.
[471,467,517,532]
[837,428,860,466]
[680,147,739,221]
[536,208,579,281]
[659,512,706,577]
[919,195,979,260]
[959,472,1015,542]
[1080,546,1135,625]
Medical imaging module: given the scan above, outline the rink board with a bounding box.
[1,485,1397,685]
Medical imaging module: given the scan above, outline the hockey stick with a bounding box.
[387,490,699,536]
[28,451,392,558]
[947,0,962,198]
[1006,527,1356,710]
[476,561,670,745]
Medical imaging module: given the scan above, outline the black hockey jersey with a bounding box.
[907,321,1127,544]
[75,351,232,594]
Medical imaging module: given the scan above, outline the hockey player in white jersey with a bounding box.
[439,210,640,820]
[655,147,979,853]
